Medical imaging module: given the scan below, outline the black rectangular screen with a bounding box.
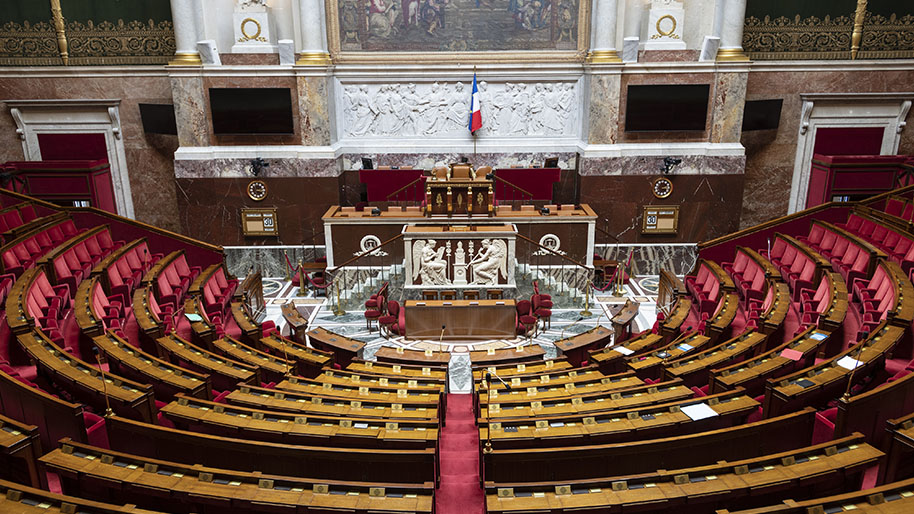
[742,99,783,131]
[625,84,710,132]
[138,103,177,135]
[209,88,294,135]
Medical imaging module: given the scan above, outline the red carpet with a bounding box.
[436,393,485,514]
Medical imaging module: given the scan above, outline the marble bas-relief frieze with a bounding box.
[339,80,580,139]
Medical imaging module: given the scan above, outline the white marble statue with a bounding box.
[470,239,507,285]
[412,240,449,285]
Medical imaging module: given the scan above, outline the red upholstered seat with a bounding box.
[379,300,400,337]
[516,299,537,336]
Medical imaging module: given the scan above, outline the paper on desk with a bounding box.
[677,343,694,352]
[837,356,863,370]
[184,313,203,322]
[614,346,634,356]
[810,332,828,341]
[780,348,803,361]
[681,403,719,421]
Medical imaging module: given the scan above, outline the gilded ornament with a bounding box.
[652,15,680,40]
[238,18,267,43]
[743,14,853,60]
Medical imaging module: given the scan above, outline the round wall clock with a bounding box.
[247,180,268,201]
[652,177,673,199]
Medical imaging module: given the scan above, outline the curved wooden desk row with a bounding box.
[662,330,768,388]
[320,367,446,390]
[881,411,914,486]
[474,365,606,392]
[482,407,819,483]
[476,371,643,403]
[718,476,914,513]
[756,280,790,336]
[480,388,757,450]
[41,439,434,514]
[154,333,261,391]
[710,325,829,397]
[230,384,440,421]
[93,331,211,402]
[628,332,713,380]
[485,434,880,514]
[276,376,444,406]
[160,394,439,451]
[17,329,156,423]
[349,359,449,380]
[588,332,666,375]
[104,415,437,485]
[0,367,91,455]
[763,322,905,418]
[479,379,693,420]
[472,359,572,380]
[0,477,162,514]
[0,413,43,489]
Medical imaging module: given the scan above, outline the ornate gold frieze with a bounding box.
[743,14,853,60]
[65,19,176,65]
[859,11,914,59]
[0,20,62,65]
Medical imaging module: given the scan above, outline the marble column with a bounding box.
[586,72,623,144]
[717,0,749,61]
[588,0,622,63]
[297,0,332,65]
[169,0,202,65]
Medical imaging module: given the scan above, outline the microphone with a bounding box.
[92,346,114,417]
[560,317,585,340]
[486,371,512,391]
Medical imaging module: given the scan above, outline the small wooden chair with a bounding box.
[463,290,479,300]
[440,290,457,300]
[486,289,503,300]
[422,290,438,301]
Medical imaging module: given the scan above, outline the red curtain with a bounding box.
[37,133,108,160]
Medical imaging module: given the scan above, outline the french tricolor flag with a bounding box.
[469,72,482,134]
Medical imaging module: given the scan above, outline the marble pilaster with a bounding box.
[174,157,337,178]
[717,0,748,61]
[587,72,622,144]
[709,70,748,143]
[297,0,331,65]
[169,0,202,65]
[298,74,332,146]
[588,0,622,63]
[170,74,209,147]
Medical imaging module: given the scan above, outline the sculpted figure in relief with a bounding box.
[470,239,507,285]
[342,81,577,137]
[412,240,449,285]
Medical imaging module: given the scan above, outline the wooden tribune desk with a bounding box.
[404,299,515,340]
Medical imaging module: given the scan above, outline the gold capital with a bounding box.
[586,50,622,64]
[169,52,203,66]
[716,48,750,62]
[296,52,333,66]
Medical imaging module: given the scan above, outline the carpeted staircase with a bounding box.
[436,393,485,513]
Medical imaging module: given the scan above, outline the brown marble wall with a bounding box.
[618,72,716,143]
[740,67,914,229]
[581,172,745,244]
[202,75,301,146]
[0,73,181,232]
[174,176,340,246]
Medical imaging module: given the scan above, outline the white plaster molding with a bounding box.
[580,142,745,158]
[898,101,911,134]
[788,92,914,214]
[3,99,135,219]
[9,107,24,140]
[107,107,122,140]
[174,145,337,160]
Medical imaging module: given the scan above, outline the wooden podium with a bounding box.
[426,179,494,216]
